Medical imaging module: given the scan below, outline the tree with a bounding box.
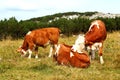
[115,17,120,30]
[0,19,8,39]
[7,17,19,38]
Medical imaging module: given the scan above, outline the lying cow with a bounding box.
[73,20,107,64]
[17,27,61,59]
[53,43,90,68]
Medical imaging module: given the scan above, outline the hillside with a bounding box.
[27,12,97,22]
[27,11,120,22]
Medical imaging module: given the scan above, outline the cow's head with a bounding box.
[16,46,27,56]
[71,35,85,53]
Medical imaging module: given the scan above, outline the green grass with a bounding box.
[0,32,120,80]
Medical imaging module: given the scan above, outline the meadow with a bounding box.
[0,32,120,80]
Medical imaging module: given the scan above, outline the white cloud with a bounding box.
[1,0,38,11]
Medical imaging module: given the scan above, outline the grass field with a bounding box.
[0,32,120,80]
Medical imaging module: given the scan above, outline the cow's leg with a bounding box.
[87,47,95,61]
[98,44,104,64]
[28,49,32,59]
[21,49,27,57]
[90,50,95,60]
[91,45,96,60]
[55,44,60,56]
[48,44,57,57]
[28,43,34,59]
[48,45,54,57]
[35,46,38,59]
[54,44,58,54]
[89,50,91,60]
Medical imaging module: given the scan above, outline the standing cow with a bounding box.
[73,20,107,64]
[17,27,61,59]
[85,20,107,64]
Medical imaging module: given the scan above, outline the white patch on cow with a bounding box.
[75,35,85,44]
[95,42,102,46]
[87,42,102,51]
[99,43,102,47]
[89,21,99,31]
[92,42,102,50]
[26,31,31,35]
[55,44,58,50]
[100,56,104,64]
[28,49,32,59]
[70,52,74,58]
[71,45,83,53]
[55,44,61,56]
[71,35,85,53]
[21,49,27,55]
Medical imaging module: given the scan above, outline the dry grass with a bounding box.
[0,32,120,80]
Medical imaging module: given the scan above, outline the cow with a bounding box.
[17,27,61,59]
[73,20,107,64]
[85,20,107,64]
[53,43,90,68]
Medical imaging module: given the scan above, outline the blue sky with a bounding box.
[0,0,120,21]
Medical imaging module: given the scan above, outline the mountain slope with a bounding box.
[27,12,98,22]
[27,11,120,22]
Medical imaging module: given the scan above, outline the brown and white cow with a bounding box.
[73,20,107,64]
[17,27,61,59]
[53,43,90,68]
[85,20,107,64]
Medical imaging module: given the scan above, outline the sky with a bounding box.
[0,0,120,21]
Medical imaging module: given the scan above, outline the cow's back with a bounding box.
[85,20,107,44]
[26,29,49,46]
[42,27,61,44]
[26,27,60,46]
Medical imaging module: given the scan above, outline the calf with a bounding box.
[17,27,61,59]
[53,43,90,68]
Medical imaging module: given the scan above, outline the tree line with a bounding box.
[0,16,120,40]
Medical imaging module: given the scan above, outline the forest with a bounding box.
[0,12,120,39]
